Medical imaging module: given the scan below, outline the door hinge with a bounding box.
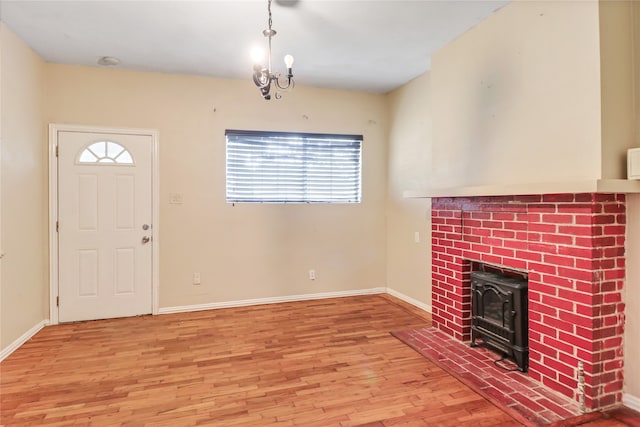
[56,221,59,232]
[56,296,59,307]
[55,146,59,157]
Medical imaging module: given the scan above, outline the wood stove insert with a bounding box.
[470,270,529,372]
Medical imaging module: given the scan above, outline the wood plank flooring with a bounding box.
[0,295,632,426]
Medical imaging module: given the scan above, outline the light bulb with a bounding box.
[284,54,294,68]
[251,47,265,64]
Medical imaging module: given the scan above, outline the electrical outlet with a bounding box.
[309,269,316,280]
[193,272,201,285]
[169,192,184,204]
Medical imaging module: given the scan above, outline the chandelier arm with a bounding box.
[273,76,293,91]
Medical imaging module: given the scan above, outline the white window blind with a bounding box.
[226,130,362,203]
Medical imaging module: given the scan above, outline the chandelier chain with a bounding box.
[268,0,273,32]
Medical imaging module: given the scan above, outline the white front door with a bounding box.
[57,131,153,322]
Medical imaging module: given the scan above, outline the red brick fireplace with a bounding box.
[431,193,626,411]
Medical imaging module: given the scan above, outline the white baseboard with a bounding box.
[158,287,387,315]
[623,392,640,412]
[386,287,432,313]
[0,319,49,362]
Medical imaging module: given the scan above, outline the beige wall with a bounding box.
[599,0,636,179]
[624,0,640,401]
[386,73,431,306]
[0,23,48,350]
[635,1,640,149]
[0,23,3,351]
[430,1,602,189]
[625,194,640,399]
[0,22,3,351]
[45,65,388,309]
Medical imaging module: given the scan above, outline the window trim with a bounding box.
[226,129,363,142]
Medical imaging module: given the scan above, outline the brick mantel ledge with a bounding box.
[404,178,640,199]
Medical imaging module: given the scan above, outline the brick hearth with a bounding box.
[431,193,626,411]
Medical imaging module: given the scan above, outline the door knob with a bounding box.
[141,236,151,244]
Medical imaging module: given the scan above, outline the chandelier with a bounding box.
[251,0,294,100]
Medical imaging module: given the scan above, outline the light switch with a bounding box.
[414,231,420,243]
[169,193,183,204]
[628,148,640,179]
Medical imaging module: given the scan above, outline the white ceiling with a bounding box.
[0,0,510,94]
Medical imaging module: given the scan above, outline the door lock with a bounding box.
[142,224,150,230]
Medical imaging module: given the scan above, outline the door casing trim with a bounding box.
[49,124,160,324]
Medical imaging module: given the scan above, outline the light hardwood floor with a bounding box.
[0,295,631,426]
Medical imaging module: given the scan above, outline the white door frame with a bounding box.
[49,124,160,325]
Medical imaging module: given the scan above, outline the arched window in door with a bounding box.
[76,141,134,165]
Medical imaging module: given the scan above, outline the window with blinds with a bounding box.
[226,130,362,203]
